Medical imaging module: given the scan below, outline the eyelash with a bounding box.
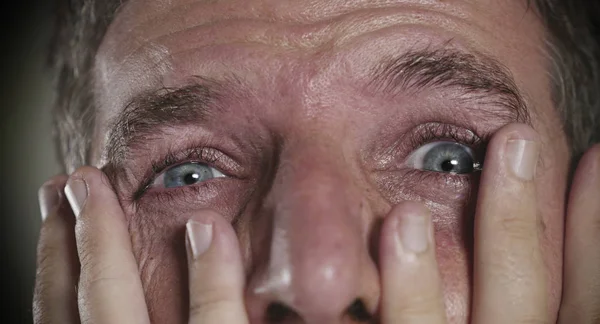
[133,146,232,200]
[400,122,488,185]
[407,122,485,149]
[132,123,487,201]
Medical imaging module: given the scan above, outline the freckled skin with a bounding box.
[93,0,569,323]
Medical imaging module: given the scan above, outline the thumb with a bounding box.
[186,210,249,324]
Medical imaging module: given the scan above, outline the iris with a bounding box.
[407,141,479,174]
[156,162,225,188]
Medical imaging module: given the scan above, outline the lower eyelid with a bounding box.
[150,163,228,189]
[404,168,473,185]
[374,168,474,196]
[371,168,476,210]
[140,176,231,203]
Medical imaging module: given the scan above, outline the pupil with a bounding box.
[441,160,456,172]
[184,173,200,185]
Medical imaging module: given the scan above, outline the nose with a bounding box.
[245,145,380,324]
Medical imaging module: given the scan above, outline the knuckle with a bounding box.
[79,263,138,292]
[70,166,99,179]
[395,293,445,317]
[189,288,240,319]
[498,212,538,242]
[41,174,68,186]
[516,317,549,324]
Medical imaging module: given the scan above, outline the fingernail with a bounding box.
[38,184,60,222]
[397,209,430,255]
[506,140,539,181]
[186,220,214,259]
[65,179,88,218]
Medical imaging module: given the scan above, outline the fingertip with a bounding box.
[488,123,539,144]
[66,166,121,219]
[40,174,69,188]
[389,201,431,219]
[69,166,117,191]
[560,143,600,324]
[64,178,88,218]
[587,142,600,155]
[380,201,446,323]
[187,209,243,263]
[186,219,214,259]
[38,175,68,222]
[576,143,600,177]
[65,167,96,217]
[68,166,113,193]
[186,210,247,324]
[69,165,101,177]
[381,201,433,261]
[484,123,541,182]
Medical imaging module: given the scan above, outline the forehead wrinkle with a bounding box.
[105,6,488,86]
[98,0,546,102]
[115,0,460,34]
[100,0,543,87]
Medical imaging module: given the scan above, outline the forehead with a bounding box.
[92,0,549,162]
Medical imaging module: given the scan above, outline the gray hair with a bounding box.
[49,0,600,172]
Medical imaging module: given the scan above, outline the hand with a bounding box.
[32,167,250,323]
[33,125,600,324]
[379,124,600,323]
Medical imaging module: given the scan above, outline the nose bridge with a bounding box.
[246,142,379,323]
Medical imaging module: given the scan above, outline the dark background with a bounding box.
[1,1,59,322]
[1,1,599,323]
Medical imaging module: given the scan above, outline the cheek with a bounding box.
[122,163,567,323]
[128,210,188,323]
[432,204,473,323]
[437,242,471,324]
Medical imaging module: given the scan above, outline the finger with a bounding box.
[66,166,150,324]
[186,210,249,324]
[33,175,80,324]
[558,144,600,324]
[472,124,548,324]
[380,201,447,324]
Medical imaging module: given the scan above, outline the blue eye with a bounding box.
[406,141,481,174]
[152,162,226,188]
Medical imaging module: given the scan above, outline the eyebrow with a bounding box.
[368,46,531,123]
[105,76,230,165]
[104,46,531,166]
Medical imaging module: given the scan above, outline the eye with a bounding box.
[406,141,481,174]
[152,162,226,188]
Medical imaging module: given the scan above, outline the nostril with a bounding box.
[266,302,299,323]
[346,299,372,322]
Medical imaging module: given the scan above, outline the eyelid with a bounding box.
[371,122,486,172]
[134,146,241,200]
[405,141,482,172]
[150,162,227,188]
[405,141,463,169]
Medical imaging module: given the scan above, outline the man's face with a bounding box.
[92,0,570,322]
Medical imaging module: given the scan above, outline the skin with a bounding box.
[33,139,600,324]
[31,0,600,323]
